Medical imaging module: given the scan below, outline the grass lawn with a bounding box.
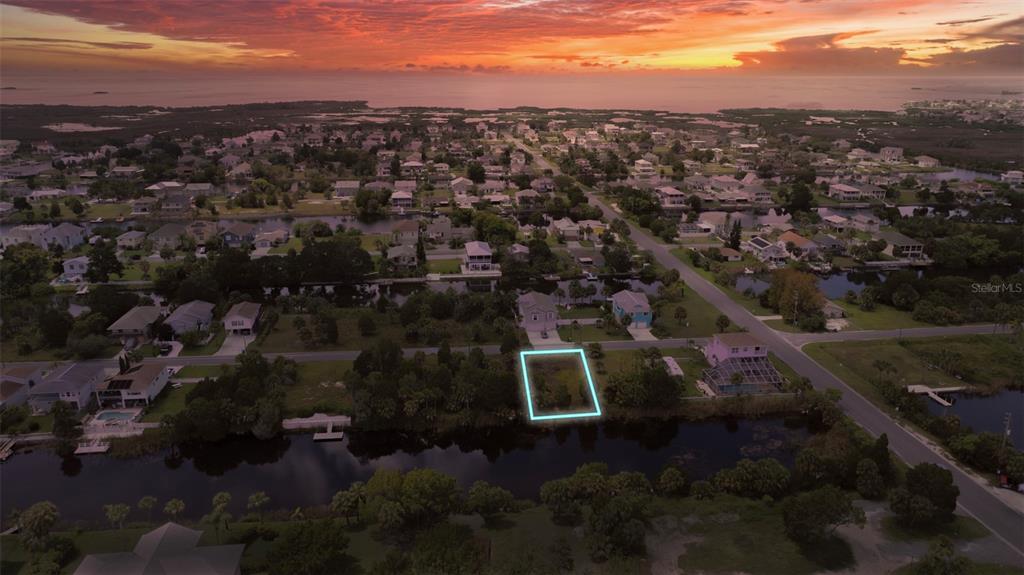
[426,258,461,274]
[658,495,855,575]
[358,233,389,253]
[173,365,228,379]
[834,300,930,331]
[86,202,132,219]
[288,361,354,417]
[805,335,1021,401]
[179,329,226,357]
[558,305,603,320]
[671,248,775,316]
[764,319,803,333]
[141,382,196,422]
[116,261,166,281]
[557,324,631,343]
[269,237,303,255]
[0,340,119,362]
[594,346,704,397]
[652,291,736,338]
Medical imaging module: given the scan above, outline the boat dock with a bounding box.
[906,385,966,407]
[74,440,111,455]
[0,438,17,461]
[313,421,345,442]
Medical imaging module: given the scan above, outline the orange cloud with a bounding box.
[1,0,1021,74]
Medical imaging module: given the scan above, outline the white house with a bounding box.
[517,291,557,332]
[95,364,173,408]
[224,302,261,335]
[463,241,494,272]
[28,363,110,413]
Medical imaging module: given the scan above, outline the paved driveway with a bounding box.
[215,334,249,356]
[627,327,658,341]
[526,329,564,347]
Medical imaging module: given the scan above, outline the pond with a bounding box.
[0,418,809,523]
[927,389,1024,448]
[734,271,887,300]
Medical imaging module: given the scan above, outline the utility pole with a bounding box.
[1001,412,1012,451]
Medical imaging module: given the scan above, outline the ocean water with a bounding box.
[1,72,1019,112]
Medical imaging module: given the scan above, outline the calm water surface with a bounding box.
[0,418,807,523]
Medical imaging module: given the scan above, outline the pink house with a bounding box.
[704,333,768,365]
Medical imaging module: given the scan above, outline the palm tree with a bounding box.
[164,499,185,522]
[104,503,130,530]
[137,496,157,523]
[247,492,269,524]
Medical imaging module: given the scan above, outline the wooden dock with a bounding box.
[74,440,111,455]
[0,438,17,461]
[906,385,965,407]
[313,422,345,442]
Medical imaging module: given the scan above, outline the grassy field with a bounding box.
[594,346,704,397]
[289,360,354,417]
[426,258,461,274]
[880,514,989,543]
[524,354,595,414]
[116,261,167,281]
[0,340,120,362]
[86,202,131,219]
[141,382,196,422]
[671,248,775,316]
[833,300,930,331]
[651,290,738,338]
[804,335,1022,418]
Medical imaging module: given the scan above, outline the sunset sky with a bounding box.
[0,0,1020,75]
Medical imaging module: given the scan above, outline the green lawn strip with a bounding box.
[557,305,603,320]
[764,319,803,333]
[0,340,120,362]
[426,258,461,274]
[557,324,631,343]
[173,365,228,379]
[178,329,227,357]
[141,382,196,422]
[86,203,132,219]
[833,300,930,331]
[116,261,167,281]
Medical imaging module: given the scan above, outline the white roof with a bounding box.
[464,241,492,257]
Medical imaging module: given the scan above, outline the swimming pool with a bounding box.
[94,411,137,422]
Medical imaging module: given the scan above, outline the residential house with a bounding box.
[425,215,453,242]
[387,245,418,269]
[655,186,687,209]
[517,291,557,333]
[109,166,144,179]
[159,192,192,216]
[117,230,147,250]
[392,220,420,245]
[879,146,904,163]
[915,155,940,168]
[164,300,215,336]
[184,182,214,196]
[221,222,256,248]
[549,217,580,240]
[95,364,173,408]
[72,522,244,575]
[850,213,880,233]
[776,231,818,259]
[879,231,925,260]
[224,302,261,335]
[130,197,159,215]
[390,190,415,208]
[717,247,742,262]
[463,241,494,272]
[46,223,87,251]
[509,243,530,261]
[253,229,289,249]
[611,290,652,328]
[28,363,109,413]
[333,180,360,197]
[186,220,219,245]
[823,215,849,232]
[62,256,89,279]
[811,234,846,255]
[701,333,785,395]
[108,306,162,346]
[451,177,474,196]
[149,223,187,250]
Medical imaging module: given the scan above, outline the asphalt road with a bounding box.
[587,192,1024,561]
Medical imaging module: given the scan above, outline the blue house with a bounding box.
[611,290,652,328]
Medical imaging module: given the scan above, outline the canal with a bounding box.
[0,418,808,523]
[927,389,1024,448]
